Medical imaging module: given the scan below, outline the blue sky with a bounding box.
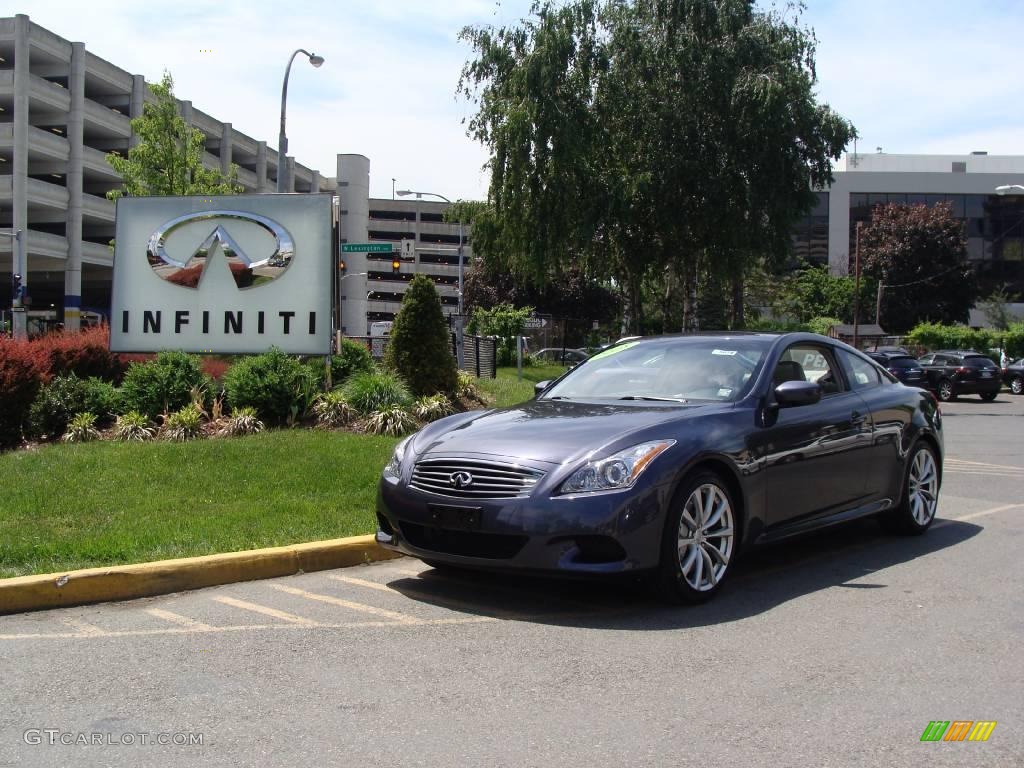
[18,1,1024,199]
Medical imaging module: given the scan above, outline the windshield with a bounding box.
[541,338,768,402]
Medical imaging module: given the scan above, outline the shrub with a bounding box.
[906,322,998,354]
[341,371,412,415]
[120,351,206,418]
[364,405,417,436]
[114,411,156,442]
[313,390,355,428]
[62,411,100,443]
[1004,322,1024,359]
[162,404,204,442]
[218,406,265,437]
[384,274,458,396]
[222,347,319,425]
[413,394,454,422]
[0,339,48,449]
[32,325,124,382]
[331,338,375,385]
[27,374,122,439]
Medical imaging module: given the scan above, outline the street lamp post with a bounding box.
[277,49,324,193]
[1,229,26,340]
[396,189,465,368]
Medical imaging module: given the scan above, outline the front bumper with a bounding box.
[375,475,668,575]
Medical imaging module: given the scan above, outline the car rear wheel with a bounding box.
[656,472,736,604]
[1011,376,1023,395]
[880,442,939,535]
[937,379,956,401]
[980,391,998,402]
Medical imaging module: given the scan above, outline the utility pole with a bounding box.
[2,229,27,340]
[853,221,862,349]
[875,281,884,325]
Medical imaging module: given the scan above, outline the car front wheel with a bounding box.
[1011,376,1023,396]
[881,442,940,535]
[937,379,956,401]
[656,472,737,604]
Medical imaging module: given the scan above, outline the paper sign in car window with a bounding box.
[589,342,639,361]
[712,349,737,356]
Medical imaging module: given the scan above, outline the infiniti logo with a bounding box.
[147,210,295,290]
[450,471,474,489]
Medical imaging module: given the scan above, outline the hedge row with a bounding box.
[905,322,1024,359]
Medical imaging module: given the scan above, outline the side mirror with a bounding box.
[534,380,552,398]
[774,379,821,407]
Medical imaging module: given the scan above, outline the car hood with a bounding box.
[413,399,719,465]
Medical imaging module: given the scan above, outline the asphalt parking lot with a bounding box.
[1,393,1022,767]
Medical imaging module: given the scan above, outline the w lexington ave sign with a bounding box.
[110,194,333,355]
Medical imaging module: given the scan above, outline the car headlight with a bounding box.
[558,440,675,494]
[383,436,413,480]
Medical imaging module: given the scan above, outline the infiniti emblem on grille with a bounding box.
[450,471,474,489]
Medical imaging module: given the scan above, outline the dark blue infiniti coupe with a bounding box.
[376,332,943,603]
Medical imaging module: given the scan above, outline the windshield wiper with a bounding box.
[617,395,688,403]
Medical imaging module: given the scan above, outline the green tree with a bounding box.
[976,287,1017,331]
[106,72,243,200]
[458,0,854,332]
[860,202,975,333]
[470,302,534,366]
[385,275,458,397]
[773,264,876,324]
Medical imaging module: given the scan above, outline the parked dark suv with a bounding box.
[1003,358,1024,396]
[917,350,1002,401]
[867,352,926,387]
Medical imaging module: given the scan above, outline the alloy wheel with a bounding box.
[907,449,938,526]
[938,381,954,401]
[677,483,734,591]
[1012,377,1023,396]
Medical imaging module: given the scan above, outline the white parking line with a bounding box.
[211,595,319,625]
[266,583,422,624]
[936,503,1024,527]
[144,607,214,631]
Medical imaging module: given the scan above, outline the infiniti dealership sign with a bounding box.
[111,195,333,355]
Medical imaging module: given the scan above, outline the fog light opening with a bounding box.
[376,512,395,536]
[572,535,627,564]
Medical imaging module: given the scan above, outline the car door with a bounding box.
[757,342,874,528]
[835,348,908,502]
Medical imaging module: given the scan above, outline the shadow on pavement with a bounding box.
[384,517,981,630]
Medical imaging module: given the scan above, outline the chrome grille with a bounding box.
[410,459,545,499]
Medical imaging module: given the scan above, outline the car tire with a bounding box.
[879,442,940,535]
[655,471,738,604]
[936,379,956,402]
[1011,376,1023,396]
[980,391,998,402]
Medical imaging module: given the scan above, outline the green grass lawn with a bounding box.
[476,364,568,408]
[0,366,569,579]
[0,430,398,578]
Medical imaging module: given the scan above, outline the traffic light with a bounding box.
[392,259,401,275]
[338,259,347,275]
[11,273,21,302]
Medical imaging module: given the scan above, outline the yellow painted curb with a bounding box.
[0,535,402,615]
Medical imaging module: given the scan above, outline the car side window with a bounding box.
[918,353,934,365]
[774,345,843,396]
[838,349,882,390]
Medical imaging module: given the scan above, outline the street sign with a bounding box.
[341,243,393,253]
[401,239,415,258]
[524,317,548,329]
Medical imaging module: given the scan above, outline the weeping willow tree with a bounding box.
[458,0,855,332]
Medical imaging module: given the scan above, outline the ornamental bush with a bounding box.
[341,371,412,415]
[384,274,457,396]
[120,350,206,418]
[222,347,319,425]
[27,374,122,438]
[0,339,47,449]
[905,322,998,354]
[331,338,375,385]
[30,325,124,382]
